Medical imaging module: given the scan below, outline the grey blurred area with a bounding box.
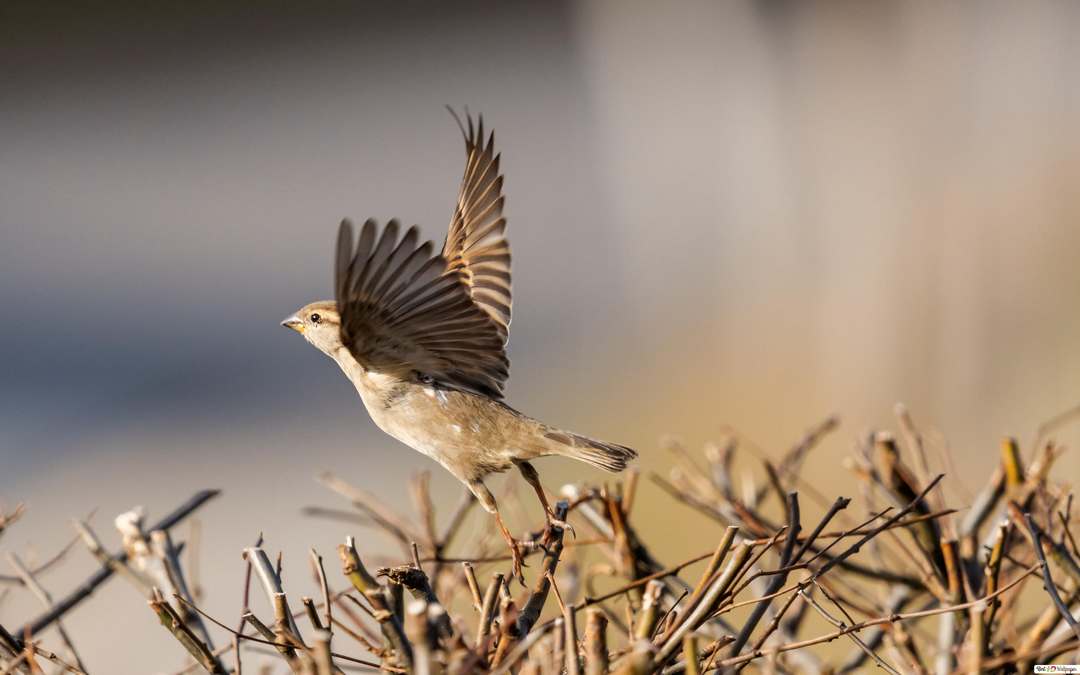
[2,1,1079,671]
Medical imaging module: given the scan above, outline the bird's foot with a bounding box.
[507,539,527,585]
[492,509,528,585]
[521,533,554,557]
[543,510,575,542]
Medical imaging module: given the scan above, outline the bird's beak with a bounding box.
[281,313,305,334]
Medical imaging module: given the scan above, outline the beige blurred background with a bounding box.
[2,1,1079,671]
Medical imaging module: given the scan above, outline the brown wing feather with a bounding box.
[443,111,512,341]
[335,218,509,398]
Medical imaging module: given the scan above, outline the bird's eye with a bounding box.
[417,372,434,385]
[310,313,321,324]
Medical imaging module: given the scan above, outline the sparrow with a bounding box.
[282,112,636,580]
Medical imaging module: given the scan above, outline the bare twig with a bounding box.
[311,549,334,648]
[477,572,504,646]
[584,608,609,675]
[21,490,220,637]
[708,564,1039,670]
[6,553,87,673]
[1023,512,1080,641]
[729,493,801,664]
[515,501,571,638]
[338,536,412,670]
[149,588,225,674]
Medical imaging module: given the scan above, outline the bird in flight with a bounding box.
[282,112,636,580]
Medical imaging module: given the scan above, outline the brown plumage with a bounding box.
[335,218,509,398]
[282,112,636,581]
[442,114,512,339]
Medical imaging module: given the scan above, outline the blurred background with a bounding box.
[2,1,1079,671]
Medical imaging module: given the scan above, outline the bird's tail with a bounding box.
[538,427,638,473]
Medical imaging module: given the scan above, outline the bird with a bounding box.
[281,111,636,580]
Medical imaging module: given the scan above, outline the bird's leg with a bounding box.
[515,461,575,541]
[493,510,526,585]
[467,479,527,585]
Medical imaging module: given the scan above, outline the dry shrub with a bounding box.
[3,404,1079,673]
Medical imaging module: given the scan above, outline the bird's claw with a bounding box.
[538,517,573,551]
[507,539,527,585]
[548,516,575,539]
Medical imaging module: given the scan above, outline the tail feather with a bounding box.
[541,428,637,472]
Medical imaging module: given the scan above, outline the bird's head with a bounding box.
[281,300,343,356]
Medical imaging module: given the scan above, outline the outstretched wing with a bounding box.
[335,218,509,398]
[442,112,512,341]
